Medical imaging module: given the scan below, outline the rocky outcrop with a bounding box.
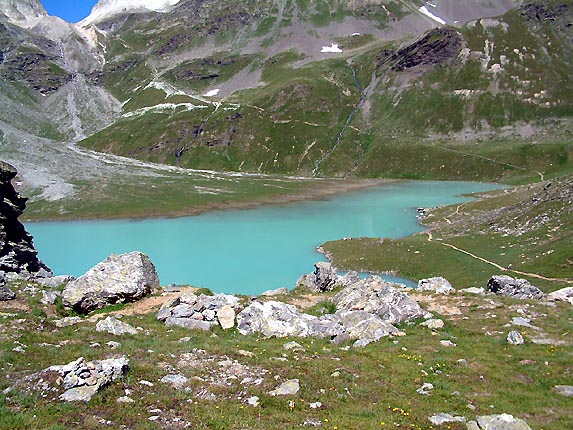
[296,262,358,292]
[332,276,428,324]
[548,287,573,305]
[486,275,546,300]
[62,251,159,314]
[157,291,240,330]
[236,299,402,346]
[0,275,16,300]
[0,161,51,277]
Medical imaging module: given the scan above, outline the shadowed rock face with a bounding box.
[0,160,50,275]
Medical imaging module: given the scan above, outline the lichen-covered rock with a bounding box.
[487,275,545,300]
[62,252,160,313]
[332,276,428,324]
[418,277,454,294]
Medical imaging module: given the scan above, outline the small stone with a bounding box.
[476,413,532,430]
[309,401,322,409]
[148,416,160,421]
[246,396,260,406]
[507,331,524,345]
[54,316,82,328]
[117,396,135,403]
[417,383,434,395]
[459,287,486,295]
[511,317,533,327]
[96,316,138,336]
[12,346,26,354]
[554,385,573,397]
[139,380,154,387]
[420,318,445,330]
[160,374,188,388]
[269,379,300,396]
[440,340,457,347]
[428,413,466,425]
[261,287,289,296]
[107,341,121,349]
[284,341,305,352]
[238,349,255,358]
[417,277,454,294]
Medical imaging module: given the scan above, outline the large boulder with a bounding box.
[62,252,160,313]
[331,310,399,347]
[487,275,546,300]
[0,161,51,276]
[237,300,344,338]
[332,276,428,324]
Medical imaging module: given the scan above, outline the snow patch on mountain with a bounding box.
[79,0,182,26]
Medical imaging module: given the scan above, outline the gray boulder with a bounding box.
[40,290,61,305]
[554,385,573,396]
[429,413,466,425]
[165,317,216,331]
[418,277,454,294]
[237,300,343,338]
[95,316,138,335]
[487,276,545,300]
[332,276,428,324]
[468,414,532,430]
[62,252,160,313]
[269,379,300,396]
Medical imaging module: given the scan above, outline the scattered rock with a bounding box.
[96,316,138,336]
[54,316,82,328]
[470,414,533,430]
[507,331,524,345]
[160,374,188,388]
[418,277,454,294]
[420,318,444,330]
[116,396,135,403]
[246,396,260,406]
[165,318,215,331]
[30,356,131,402]
[511,317,533,328]
[269,379,299,396]
[332,276,428,324]
[309,401,322,409]
[284,341,305,352]
[107,341,121,349]
[553,385,573,397]
[487,276,545,300]
[428,413,466,425]
[440,340,457,347]
[261,287,289,296]
[62,252,160,314]
[417,382,434,395]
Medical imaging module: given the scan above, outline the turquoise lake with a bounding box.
[28,181,501,295]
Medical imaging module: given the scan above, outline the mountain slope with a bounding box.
[0,0,572,206]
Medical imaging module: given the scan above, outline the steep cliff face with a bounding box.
[0,161,50,275]
[0,0,47,28]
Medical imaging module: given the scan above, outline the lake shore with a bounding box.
[24,177,395,222]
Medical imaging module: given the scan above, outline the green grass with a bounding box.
[1,281,572,429]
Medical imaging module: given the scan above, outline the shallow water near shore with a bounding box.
[29,180,501,295]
